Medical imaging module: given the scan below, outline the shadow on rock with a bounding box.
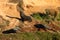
[2,29,16,34]
[34,24,47,31]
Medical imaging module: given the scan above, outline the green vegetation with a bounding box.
[31,13,42,20]
[31,9,60,23]
[31,12,52,24]
[31,10,57,21]
[0,32,60,40]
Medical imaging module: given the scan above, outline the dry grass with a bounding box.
[0,32,60,40]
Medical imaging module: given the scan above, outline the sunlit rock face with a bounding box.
[22,0,60,15]
[0,0,20,31]
[0,0,8,2]
[23,0,60,6]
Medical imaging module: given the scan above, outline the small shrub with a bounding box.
[31,12,51,24]
[31,13,42,20]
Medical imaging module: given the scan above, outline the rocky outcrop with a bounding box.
[0,0,60,32]
[22,0,60,15]
[0,1,20,31]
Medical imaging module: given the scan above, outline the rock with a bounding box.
[22,0,60,15]
[8,0,60,15]
[0,0,60,32]
[0,1,20,31]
